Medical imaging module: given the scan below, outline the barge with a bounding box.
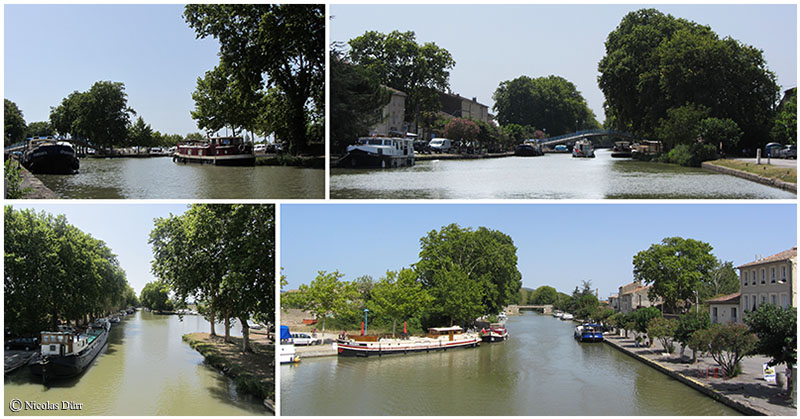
[30,321,110,381]
[480,323,509,342]
[336,326,480,357]
[21,137,80,174]
[339,136,415,168]
[173,136,255,166]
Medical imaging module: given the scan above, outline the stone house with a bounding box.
[438,92,491,124]
[369,86,408,136]
[738,247,797,314]
[608,293,619,311]
[617,280,662,313]
[707,293,741,324]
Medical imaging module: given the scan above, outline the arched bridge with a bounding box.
[538,129,641,147]
[506,304,553,314]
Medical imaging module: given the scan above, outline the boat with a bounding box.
[336,326,480,357]
[553,310,563,318]
[109,317,120,324]
[173,136,255,166]
[572,139,595,158]
[514,141,544,156]
[561,313,574,321]
[279,325,300,364]
[21,137,80,174]
[339,136,415,168]
[30,322,110,380]
[498,312,508,322]
[480,323,509,343]
[610,140,633,158]
[574,323,604,342]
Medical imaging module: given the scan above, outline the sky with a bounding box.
[281,203,797,299]
[4,4,221,136]
[7,203,189,296]
[331,4,798,124]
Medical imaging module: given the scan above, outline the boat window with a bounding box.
[367,139,383,145]
[383,140,392,146]
[57,335,64,343]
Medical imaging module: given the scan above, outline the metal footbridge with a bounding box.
[538,129,640,147]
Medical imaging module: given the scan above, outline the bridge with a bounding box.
[537,129,641,147]
[5,138,96,156]
[506,304,553,314]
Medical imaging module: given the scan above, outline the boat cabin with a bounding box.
[426,326,463,341]
[40,332,85,357]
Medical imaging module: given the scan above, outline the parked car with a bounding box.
[5,337,39,351]
[413,139,429,153]
[254,144,267,153]
[778,144,796,159]
[428,138,452,153]
[290,332,321,346]
[765,142,782,157]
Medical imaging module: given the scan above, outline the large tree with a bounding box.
[294,270,359,334]
[632,237,717,313]
[191,64,262,137]
[529,285,558,305]
[745,304,796,394]
[771,88,797,145]
[699,259,740,302]
[347,30,455,129]
[369,269,432,337]
[415,224,522,326]
[598,8,778,151]
[184,4,324,155]
[25,121,54,138]
[140,281,174,312]
[493,75,600,136]
[4,99,27,145]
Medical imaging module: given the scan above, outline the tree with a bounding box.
[575,294,600,320]
[631,306,662,344]
[5,99,26,145]
[529,285,558,305]
[745,304,796,394]
[184,4,324,155]
[593,307,616,325]
[191,64,261,137]
[347,30,455,129]
[771,88,796,145]
[598,8,778,150]
[330,46,390,154]
[140,281,174,312]
[698,117,742,155]
[415,223,522,325]
[443,118,480,151]
[369,269,432,337]
[295,271,358,334]
[128,116,154,147]
[632,237,717,313]
[699,259,740,302]
[653,103,710,150]
[695,323,758,378]
[648,316,678,353]
[25,121,54,138]
[674,311,711,362]
[493,75,600,136]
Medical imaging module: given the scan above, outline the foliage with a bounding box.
[698,117,742,154]
[700,323,758,378]
[4,99,27,146]
[575,294,600,320]
[745,304,797,368]
[493,75,600,136]
[443,118,480,146]
[294,271,359,333]
[593,307,616,324]
[150,204,275,352]
[502,123,536,145]
[674,311,711,361]
[647,316,678,353]
[415,223,522,327]
[5,206,131,335]
[631,306,662,339]
[699,259,740,302]
[347,30,455,127]
[771,89,796,145]
[25,121,54,138]
[184,4,324,155]
[140,281,174,312]
[368,269,432,337]
[128,116,154,147]
[598,8,778,150]
[4,160,30,199]
[653,103,710,150]
[191,64,260,137]
[659,142,718,167]
[607,312,626,332]
[329,46,390,154]
[632,237,717,313]
[529,285,558,305]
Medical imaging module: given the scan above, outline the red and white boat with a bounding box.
[173,136,255,166]
[336,326,480,357]
[480,323,509,343]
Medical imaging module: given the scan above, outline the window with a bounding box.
[782,294,788,309]
[771,295,777,305]
[731,307,737,323]
[744,295,749,311]
[761,269,766,284]
[781,266,787,282]
[771,267,776,283]
[744,271,749,285]
[761,295,767,305]
[752,295,758,310]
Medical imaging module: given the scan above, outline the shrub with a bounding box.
[648,317,678,353]
[4,159,30,198]
[661,143,718,167]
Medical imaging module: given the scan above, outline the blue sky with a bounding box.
[281,203,797,298]
[331,4,797,124]
[4,4,220,136]
[7,203,189,295]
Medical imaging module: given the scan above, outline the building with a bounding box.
[617,280,662,313]
[608,293,619,311]
[738,247,797,314]
[707,293,741,324]
[369,87,408,136]
[438,92,491,124]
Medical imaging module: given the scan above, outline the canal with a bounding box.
[331,149,795,199]
[4,311,268,415]
[281,312,741,416]
[35,157,324,199]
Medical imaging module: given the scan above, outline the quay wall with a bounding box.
[17,166,60,199]
[701,161,797,192]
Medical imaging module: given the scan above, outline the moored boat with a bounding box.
[561,313,574,321]
[572,139,595,158]
[514,141,544,156]
[173,136,255,166]
[480,323,509,343]
[21,137,80,174]
[574,323,604,342]
[553,310,564,318]
[336,326,480,357]
[339,136,415,168]
[279,326,300,364]
[610,140,632,158]
[30,322,110,381]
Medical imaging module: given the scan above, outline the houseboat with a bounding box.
[574,323,604,342]
[279,326,300,364]
[173,136,255,166]
[336,326,480,357]
[514,141,544,156]
[561,313,574,321]
[572,139,595,158]
[480,323,509,343]
[21,137,80,174]
[29,321,110,380]
[610,140,633,158]
[339,136,415,168]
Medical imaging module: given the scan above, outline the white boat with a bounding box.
[553,310,564,318]
[336,326,480,357]
[480,323,509,343]
[498,312,508,322]
[572,139,595,158]
[279,326,300,364]
[574,323,604,342]
[340,137,415,168]
[561,313,574,321]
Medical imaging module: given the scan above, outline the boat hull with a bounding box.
[514,145,543,156]
[173,153,255,166]
[340,148,414,169]
[576,334,604,343]
[481,333,508,343]
[30,329,108,379]
[336,337,480,357]
[22,145,80,174]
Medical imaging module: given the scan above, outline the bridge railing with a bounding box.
[537,129,640,146]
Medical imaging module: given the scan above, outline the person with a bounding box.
[312,327,317,338]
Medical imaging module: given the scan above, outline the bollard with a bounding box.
[756,148,762,164]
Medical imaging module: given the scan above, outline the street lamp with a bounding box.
[363,308,369,336]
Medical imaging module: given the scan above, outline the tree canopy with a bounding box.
[293,270,359,334]
[140,281,174,312]
[5,99,27,145]
[369,269,432,337]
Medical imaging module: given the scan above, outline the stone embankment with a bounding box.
[12,165,60,199]
[702,161,797,192]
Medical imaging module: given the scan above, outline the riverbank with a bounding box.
[256,155,324,168]
[604,333,796,416]
[415,151,515,161]
[182,333,275,412]
[16,165,60,199]
[702,160,797,193]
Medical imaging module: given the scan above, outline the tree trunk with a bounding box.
[392,319,397,338]
[240,316,251,353]
[209,310,216,337]
[224,314,231,344]
[322,317,327,335]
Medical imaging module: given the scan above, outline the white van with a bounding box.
[428,138,452,153]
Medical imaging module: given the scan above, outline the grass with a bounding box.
[707,159,796,184]
[182,332,274,405]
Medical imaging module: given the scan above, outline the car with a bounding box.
[413,139,429,153]
[290,332,321,346]
[778,145,796,159]
[765,142,782,157]
[5,337,39,351]
[254,144,267,153]
[428,138,452,153]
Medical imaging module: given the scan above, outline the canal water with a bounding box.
[331,149,795,199]
[35,157,324,199]
[281,312,741,416]
[4,311,268,415]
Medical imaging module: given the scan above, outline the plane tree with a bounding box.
[369,269,433,337]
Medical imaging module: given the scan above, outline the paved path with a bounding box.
[605,332,796,415]
[734,157,797,169]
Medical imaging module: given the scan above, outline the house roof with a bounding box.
[738,247,797,269]
[706,293,741,304]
